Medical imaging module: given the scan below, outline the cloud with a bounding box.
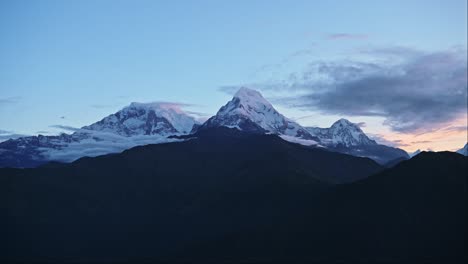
[149,101,196,108]
[0,129,29,141]
[218,85,242,95]
[267,47,467,133]
[0,96,21,105]
[356,122,366,128]
[410,140,432,144]
[326,33,368,40]
[0,129,12,134]
[368,134,409,147]
[291,115,317,122]
[442,125,467,133]
[39,131,182,162]
[49,125,80,132]
[0,134,28,141]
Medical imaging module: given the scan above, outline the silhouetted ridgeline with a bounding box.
[0,128,466,263]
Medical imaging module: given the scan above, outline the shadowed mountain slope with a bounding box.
[0,130,465,263]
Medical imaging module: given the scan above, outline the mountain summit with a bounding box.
[307,118,376,147]
[198,87,316,140]
[84,102,199,136]
[306,119,409,164]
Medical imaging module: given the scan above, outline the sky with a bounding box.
[0,0,467,152]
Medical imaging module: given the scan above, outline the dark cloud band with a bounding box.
[247,47,467,133]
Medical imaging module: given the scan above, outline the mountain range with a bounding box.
[0,102,198,168]
[0,88,414,168]
[0,87,466,263]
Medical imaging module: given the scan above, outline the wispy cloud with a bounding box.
[218,85,242,95]
[356,122,366,128]
[410,140,432,144]
[0,96,21,105]
[442,125,467,133]
[0,129,29,141]
[40,131,181,162]
[326,33,368,40]
[368,133,410,147]
[0,129,12,134]
[49,125,80,132]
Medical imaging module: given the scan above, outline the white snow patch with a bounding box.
[280,135,319,146]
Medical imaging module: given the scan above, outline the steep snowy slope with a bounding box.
[306,119,409,164]
[198,87,317,140]
[307,119,376,147]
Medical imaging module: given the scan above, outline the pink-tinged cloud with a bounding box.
[327,33,368,40]
[376,114,467,152]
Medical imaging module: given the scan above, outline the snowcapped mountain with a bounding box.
[195,87,407,164]
[456,143,467,156]
[84,102,198,136]
[0,87,411,168]
[306,119,409,165]
[306,119,376,147]
[198,87,317,140]
[0,102,199,167]
[409,149,422,158]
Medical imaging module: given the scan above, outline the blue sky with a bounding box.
[0,0,466,151]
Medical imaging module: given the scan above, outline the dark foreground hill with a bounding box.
[188,151,467,263]
[0,128,466,263]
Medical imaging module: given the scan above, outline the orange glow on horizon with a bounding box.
[378,115,467,152]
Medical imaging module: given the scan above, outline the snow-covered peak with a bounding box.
[84,102,199,136]
[233,87,271,106]
[200,88,316,140]
[217,87,275,119]
[124,102,198,133]
[409,149,422,158]
[331,118,355,128]
[306,119,376,147]
[456,143,467,156]
[127,102,186,114]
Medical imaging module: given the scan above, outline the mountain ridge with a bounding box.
[0,88,410,167]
